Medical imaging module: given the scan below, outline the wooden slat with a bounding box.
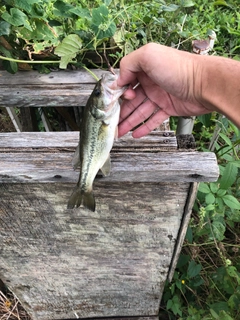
[0,70,106,85]
[0,70,108,107]
[0,150,219,184]
[0,131,177,151]
[0,87,92,107]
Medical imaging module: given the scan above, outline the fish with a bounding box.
[67,72,126,212]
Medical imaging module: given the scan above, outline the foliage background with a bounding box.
[0,0,240,319]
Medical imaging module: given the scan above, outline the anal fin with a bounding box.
[100,154,111,176]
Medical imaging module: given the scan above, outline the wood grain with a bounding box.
[0,131,219,319]
[0,70,108,107]
[0,131,177,151]
[0,182,189,319]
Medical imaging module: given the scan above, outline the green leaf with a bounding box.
[220,163,238,189]
[197,113,212,127]
[205,192,215,204]
[222,195,240,209]
[91,5,116,39]
[205,203,215,211]
[2,8,32,31]
[210,182,219,194]
[217,189,227,197]
[69,7,91,20]
[55,34,83,69]
[0,21,11,36]
[177,254,190,268]
[210,308,220,319]
[198,183,210,194]
[14,0,38,13]
[213,0,230,6]
[215,197,224,210]
[53,0,75,17]
[0,45,18,74]
[185,226,193,243]
[212,219,226,241]
[187,260,202,278]
[229,160,240,168]
[219,310,234,320]
[219,132,232,146]
[211,301,229,314]
[167,296,182,316]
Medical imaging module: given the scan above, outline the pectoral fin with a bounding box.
[100,154,111,176]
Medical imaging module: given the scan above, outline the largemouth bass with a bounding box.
[67,72,126,211]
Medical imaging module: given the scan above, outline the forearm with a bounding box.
[195,54,240,127]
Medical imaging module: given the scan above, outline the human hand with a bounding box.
[115,43,211,138]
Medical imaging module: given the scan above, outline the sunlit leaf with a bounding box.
[55,34,83,69]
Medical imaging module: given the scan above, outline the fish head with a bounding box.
[91,72,127,113]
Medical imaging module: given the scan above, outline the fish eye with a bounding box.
[94,88,101,97]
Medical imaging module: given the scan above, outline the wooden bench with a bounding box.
[0,70,219,320]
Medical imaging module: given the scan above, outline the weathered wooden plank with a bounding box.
[0,182,189,319]
[0,70,109,107]
[0,131,177,151]
[0,87,92,107]
[0,151,219,184]
[0,70,106,85]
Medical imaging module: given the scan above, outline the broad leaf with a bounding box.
[187,260,202,278]
[69,8,91,20]
[14,0,38,13]
[222,194,240,209]
[205,192,215,204]
[55,34,83,69]
[198,182,210,194]
[212,218,226,241]
[220,163,238,189]
[91,5,116,39]
[0,45,18,74]
[0,21,11,36]
[2,8,32,31]
[197,113,212,127]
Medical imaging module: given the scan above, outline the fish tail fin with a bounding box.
[67,187,95,212]
[82,192,95,212]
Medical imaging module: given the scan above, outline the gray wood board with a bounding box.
[0,70,110,107]
[0,151,219,184]
[0,182,189,319]
[0,131,177,151]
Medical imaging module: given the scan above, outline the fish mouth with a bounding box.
[100,73,127,111]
